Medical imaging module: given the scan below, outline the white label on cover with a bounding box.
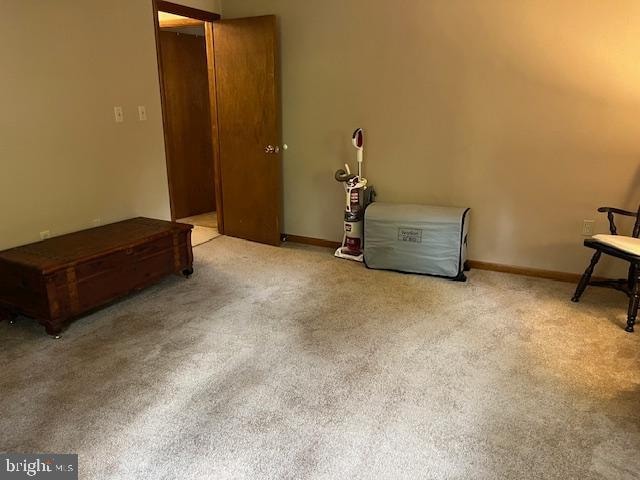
[397,228,422,243]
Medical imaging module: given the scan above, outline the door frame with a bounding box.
[152,0,225,233]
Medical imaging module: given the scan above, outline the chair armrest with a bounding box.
[597,207,638,217]
[597,207,639,235]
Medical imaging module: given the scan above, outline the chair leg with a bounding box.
[572,251,601,302]
[626,265,640,333]
[628,263,637,291]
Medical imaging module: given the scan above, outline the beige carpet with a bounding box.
[1,237,639,479]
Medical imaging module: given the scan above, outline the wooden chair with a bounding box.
[572,204,640,332]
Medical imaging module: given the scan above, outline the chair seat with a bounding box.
[591,234,640,256]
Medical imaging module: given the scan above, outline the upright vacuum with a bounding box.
[334,128,374,262]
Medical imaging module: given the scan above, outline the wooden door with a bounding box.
[213,16,282,245]
[159,30,216,220]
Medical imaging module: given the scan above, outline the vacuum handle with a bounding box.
[352,128,364,177]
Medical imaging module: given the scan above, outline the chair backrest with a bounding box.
[633,204,640,238]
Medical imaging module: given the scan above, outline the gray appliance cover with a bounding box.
[364,203,470,279]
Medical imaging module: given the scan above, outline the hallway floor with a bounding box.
[178,211,220,246]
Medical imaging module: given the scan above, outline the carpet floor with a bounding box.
[1,237,639,479]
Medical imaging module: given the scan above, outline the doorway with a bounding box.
[153,2,283,247]
[154,2,221,246]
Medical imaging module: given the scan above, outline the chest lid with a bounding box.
[0,217,191,274]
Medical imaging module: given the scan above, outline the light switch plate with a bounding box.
[138,105,147,121]
[114,106,124,123]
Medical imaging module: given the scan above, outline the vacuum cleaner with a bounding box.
[334,128,374,262]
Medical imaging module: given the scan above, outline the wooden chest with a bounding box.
[0,218,193,337]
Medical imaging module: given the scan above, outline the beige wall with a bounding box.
[180,0,222,12]
[223,0,640,275]
[3,0,638,276]
[0,0,220,251]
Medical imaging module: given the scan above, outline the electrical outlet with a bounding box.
[40,230,51,240]
[92,218,102,227]
[114,106,124,123]
[582,220,595,236]
[137,105,147,121]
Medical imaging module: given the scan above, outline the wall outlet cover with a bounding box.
[39,230,51,240]
[582,220,595,236]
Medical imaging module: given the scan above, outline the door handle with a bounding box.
[264,145,280,154]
